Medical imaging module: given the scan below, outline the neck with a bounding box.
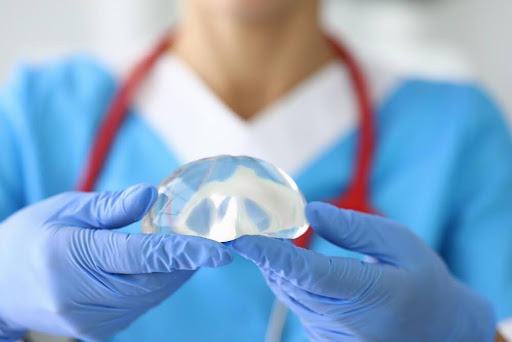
[174,1,334,120]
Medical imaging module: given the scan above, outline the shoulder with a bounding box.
[0,54,118,147]
[354,42,509,145]
[1,54,114,95]
[384,79,499,122]
[347,38,511,174]
[0,54,116,117]
[374,75,510,165]
[0,55,123,200]
[348,38,507,134]
[381,78,508,153]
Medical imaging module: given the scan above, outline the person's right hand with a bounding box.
[0,184,233,341]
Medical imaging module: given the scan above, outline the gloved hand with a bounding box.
[0,184,233,341]
[233,202,496,342]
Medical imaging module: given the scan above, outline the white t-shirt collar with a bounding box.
[135,53,358,176]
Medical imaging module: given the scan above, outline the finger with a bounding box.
[232,236,381,299]
[86,230,234,274]
[264,269,345,317]
[264,272,317,317]
[262,278,336,342]
[99,271,195,298]
[53,183,157,229]
[306,202,425,267]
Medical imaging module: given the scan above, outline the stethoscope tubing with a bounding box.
[76,31,378,342]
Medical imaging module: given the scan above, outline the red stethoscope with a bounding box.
[76,32,378,341]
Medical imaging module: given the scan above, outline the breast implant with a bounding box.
[142,155,309,242]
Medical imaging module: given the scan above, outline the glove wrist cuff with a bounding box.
[0,317,25,342]
[452,282,496,342]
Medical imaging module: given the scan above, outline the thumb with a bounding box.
[87,231,234,274]
[306,202,425,268]
[52,183,157,229]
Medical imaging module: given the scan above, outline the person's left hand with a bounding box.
[233,202,496,342]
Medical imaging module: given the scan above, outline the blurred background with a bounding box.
[0,0,511,123]
[1,2,511,341]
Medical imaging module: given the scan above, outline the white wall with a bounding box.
[323,0,512,122]
[434,0,512,121]
[0,0,510,121]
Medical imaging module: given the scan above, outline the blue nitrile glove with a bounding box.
[0,184,233,341]
[233,202,496,342]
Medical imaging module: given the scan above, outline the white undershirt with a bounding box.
[134,53,358,177]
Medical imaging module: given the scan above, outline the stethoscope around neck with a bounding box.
[75,32,378,341]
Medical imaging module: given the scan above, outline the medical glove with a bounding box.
[233,202,496,342]
[0,184,233,341]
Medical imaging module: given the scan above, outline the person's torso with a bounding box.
[0,47,493,341]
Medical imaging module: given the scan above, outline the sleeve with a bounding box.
[0,71,29,220]
[441,86,512,320]
[0,56,116,221]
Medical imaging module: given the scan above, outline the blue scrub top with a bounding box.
[1,56,511,341]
